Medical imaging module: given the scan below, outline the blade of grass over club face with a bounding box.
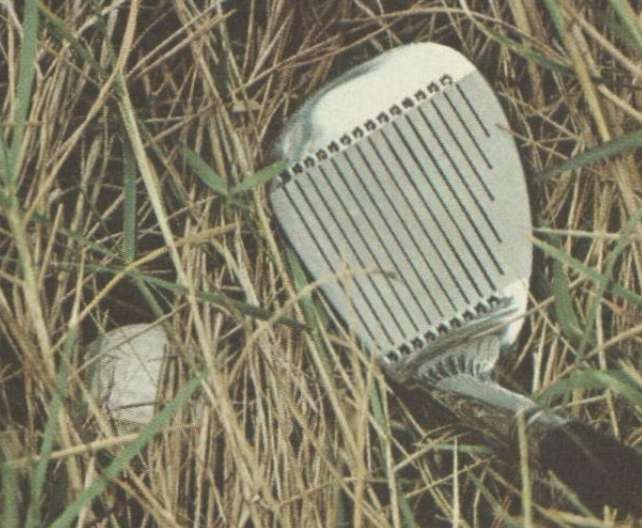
[180,144,228,196]
[48,370,207,528]
[229,160,286,195]
[285,245,330,366]
[284,245,380,520]
[533,128,642,182]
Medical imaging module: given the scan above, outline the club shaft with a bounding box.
[415,375,642,513]
[418,377,563,464]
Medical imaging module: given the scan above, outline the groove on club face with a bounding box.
[271,67,531,367]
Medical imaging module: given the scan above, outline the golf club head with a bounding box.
[88,324,168,433]
[271,43,532,382]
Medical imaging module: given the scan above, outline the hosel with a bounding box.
[418,376,565,466]
[414,375,642,515]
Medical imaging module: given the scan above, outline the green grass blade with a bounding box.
[4,0,39,187]
[68,258,304,328]
[549,234,584,345]
[549,478,596,518]
[123,142,138,263]
[585,369,642,410]
[49,369,207,528]
[71,259,304,329]
[90,0,117,64]
[537,218,585,346]
[0,114,9,180]
[229,160,286,195]
[180,145,228,196]
[551,262,585,344]
[535,197,642,369]
[37,2,104,77]
[477,26,569,72]
[575,201,642,357]
[542,0,568,36]
[126,270,303,328]
[604,12,642,57]
[30,212,120,259]
[465,470,522,528]
[20,3,179,341]
[534,128,642,182]
[550,269,575,322]
[420,443,492,456]
[607,0,642,56]
[38,3,190,211]
[285,245,331,366]
[3,240,304,330]
[332,485,349,528]
[398,492,421,528]
[538,368,641,404]
[532,238,642,308]
[370,386,420,528]
[24,325,78,528]
[0,456,20,528]
[285,247,358,527]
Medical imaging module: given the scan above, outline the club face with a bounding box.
[271,43,532,376]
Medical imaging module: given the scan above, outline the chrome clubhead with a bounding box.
[270,43,532,383]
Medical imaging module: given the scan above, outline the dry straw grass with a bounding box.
[1,1,642,526]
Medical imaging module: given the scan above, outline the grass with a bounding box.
[1,0,642,526]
